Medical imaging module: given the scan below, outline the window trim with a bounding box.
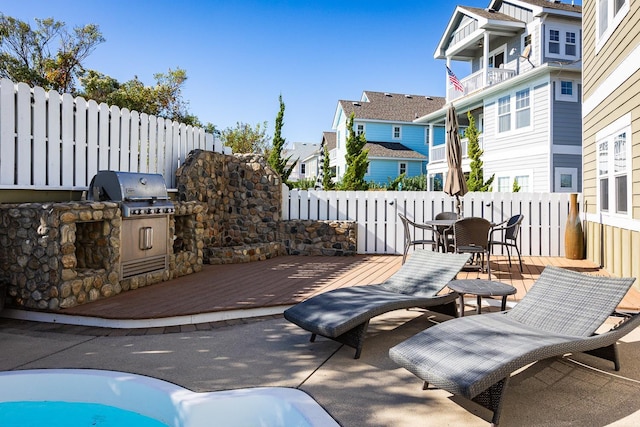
[496,87,533,135]
[356,123,365,136]
[596,0,630,53]
[554,167,577,192]
[545,25,580,59]
[398,162,407,176]
[515,88,531,129]
[596,113,632,217]
[495,170,532,192]
[498,95,511,133]
[392,125,402,140]
[555,79,578,102]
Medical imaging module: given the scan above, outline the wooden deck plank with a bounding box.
[59,254,640,320]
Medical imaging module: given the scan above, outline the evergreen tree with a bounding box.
[321,144,335,190]
[339,112,369,190]
[268,94,296,184]
[465,111,494,191]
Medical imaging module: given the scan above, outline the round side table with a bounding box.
[447,279,517,316]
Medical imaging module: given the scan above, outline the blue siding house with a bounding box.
[330,91,445,186]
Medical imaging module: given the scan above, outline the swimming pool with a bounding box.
[0,369,339,427]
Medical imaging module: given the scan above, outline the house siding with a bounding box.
[499,2,534,23]
[552,82,582,147]
[482,78,552,192]
[366,159,424,185]
[582,0,640,288]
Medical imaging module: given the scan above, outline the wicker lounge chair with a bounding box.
[389,266,639,426]
[284,250,471,359]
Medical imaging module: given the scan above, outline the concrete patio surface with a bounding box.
[1,309,640,426]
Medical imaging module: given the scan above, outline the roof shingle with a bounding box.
[339,91,446,122]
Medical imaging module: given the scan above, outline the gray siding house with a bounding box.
[418,0,582,193]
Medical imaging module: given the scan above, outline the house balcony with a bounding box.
[430,135,483,164]
[448,68,516,101]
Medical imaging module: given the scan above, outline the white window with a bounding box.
[514,175,530,192]
[565,32,577,56]
[399,162,407,175]
[301,163,306,175]
[555,80,578,102]
[425,126,430,146]
[497,177,510,192]
[597,0,629,50]
[498,96,511,133]
[547,26,581,59]
[554,167,577,192]
[515,89,530,129]
[549,29,560,54]
[356,123,365,136]
[597,114,631,215]
[392,125,402,140]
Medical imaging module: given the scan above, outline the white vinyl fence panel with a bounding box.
[283,187,576,257]
[0,78,224,190]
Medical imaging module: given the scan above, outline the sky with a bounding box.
[2,0,581,145]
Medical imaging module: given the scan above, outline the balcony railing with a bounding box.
[448,68,517,101]
[430,136,478,163]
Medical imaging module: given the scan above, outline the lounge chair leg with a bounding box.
[471,377,509,426]
[333,321,370,359]
[584,343,621,371]
[310,333,317,342]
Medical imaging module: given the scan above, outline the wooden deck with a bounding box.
[59,254,640,320]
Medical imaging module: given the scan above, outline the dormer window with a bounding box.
[546,26,580,59]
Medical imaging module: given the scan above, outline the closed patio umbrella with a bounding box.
[444,103,468,216]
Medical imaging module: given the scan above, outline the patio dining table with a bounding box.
[423,219,458,253]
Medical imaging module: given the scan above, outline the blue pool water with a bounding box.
[0,401,168,427]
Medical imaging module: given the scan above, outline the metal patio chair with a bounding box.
[398,213,437,264]
[489,214,524,272]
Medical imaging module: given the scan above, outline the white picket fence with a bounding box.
[283,188,576,256]
[0,78,225,190]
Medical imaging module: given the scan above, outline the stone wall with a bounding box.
[176,149,356,262]
[281,220,356,256]
[0,200,206,310]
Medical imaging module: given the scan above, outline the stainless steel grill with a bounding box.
[87,170,175,217]
[88,171,174,279]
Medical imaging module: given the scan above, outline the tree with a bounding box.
[220,121,270,154]
[268,94,296,184]
[79,68,201,125]
[0,15,104,93]
[321,144,335,190]
[464,111,494,191]
[339,112,369,190]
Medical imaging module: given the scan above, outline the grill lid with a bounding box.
[87,171,174,217]
[88,171,169,202]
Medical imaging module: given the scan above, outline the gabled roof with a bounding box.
[322,131,336,151]
[337,91,446,123]
[365,142,426,160]
[458,6,521,23]
[435,1,580,60]
[490,0,581,15]
[435,5,525,59]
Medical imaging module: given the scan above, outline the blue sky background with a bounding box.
[3,0,581,145]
